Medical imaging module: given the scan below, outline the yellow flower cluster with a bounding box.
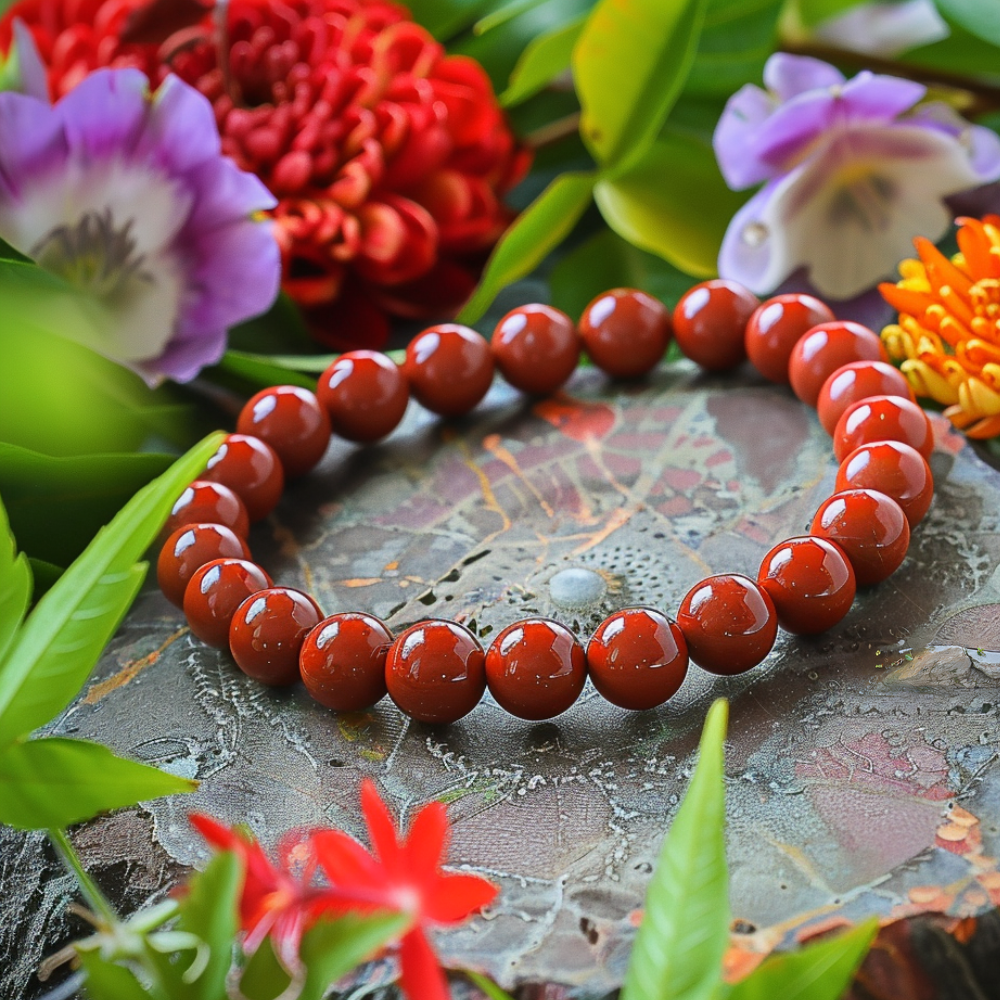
[881,217,1000,439]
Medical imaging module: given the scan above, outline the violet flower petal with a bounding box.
[713,84,779,189]
[139,74,221,174]
[0,90,66,202]
[11,19,48,102]
[58,68,149,161]
[836,71,925,124]
[763,53,843,101]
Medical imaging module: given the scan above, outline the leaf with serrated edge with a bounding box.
[458,172,595,324]
[297,912,411,1000]
[622,698,730,1000]
[720,918,878,1000]
[0,737,196,830]
[501,14,585,106]
[177,851,241,1000]
[0,491,31,669]
[0,432,223,744]
[573,0,708,169]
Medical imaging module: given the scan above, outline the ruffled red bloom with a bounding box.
[312,779,498,1000]
[0,0,529,349]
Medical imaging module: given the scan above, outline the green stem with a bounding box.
[49,828,118,925]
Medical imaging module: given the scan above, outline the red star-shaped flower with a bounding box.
[312,779,498,1000]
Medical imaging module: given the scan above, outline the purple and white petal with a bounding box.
[0,90,66,205]
[58,69,149,161]
[713,83,779,189]
[908,102,1000,181]
[11,19,48,102]
[837,71,925,125]
[138,73,222,174]
[718,178,795,293]
[752,89,837,172]
[763,53,843,101]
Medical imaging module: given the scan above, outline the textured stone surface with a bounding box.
[5,362,1000,999]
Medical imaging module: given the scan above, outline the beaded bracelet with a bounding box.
[156,281,936,725]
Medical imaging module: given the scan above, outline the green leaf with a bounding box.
[933,0,1000,46]
[501,14,586,106]
[0,737,196,829]
[215,351,318,392]
[0,432,223,744]
[682,0,783,99]
[903,21,1000,81]
[621,698,730,1000]
[404,0,492,39]
[549,229,693,318]
[79,950,158,1000]
[0,444,174,570]
[177,852,242,1000]
[239,938,293,1000]
[298,912,412,1000]
[458,171,595,323]
[0,493,30,668]
[594,130,745,278]
[573,0,708,169]
[26,558,62,601]
[463,969,517,999]
[475,0,548,34]
[723,919,878,1000]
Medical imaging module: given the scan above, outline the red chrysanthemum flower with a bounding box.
[0,0,530,349]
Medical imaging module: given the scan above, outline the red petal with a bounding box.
[189,813,239,852]
[312,829,393,898]
[361,779,405,876]
[398,927,450,1000]
[423,872,498,924]
[403,800,447,884]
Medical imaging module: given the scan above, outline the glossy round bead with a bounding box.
[229,587,322,686]
[833,395,934,463]
[183,558,272,648]
[835,441,934,526]
[385,620,486,724]
[202,434,285,522]
[403,325,494,418]
[236,385,331,477]
[587,608,688,710]
[157,523,250,608]
[578,288,671,379]
[816,361,916,435]
[485,618,587,720]
[317,351,409,443]
[757,536,856,635]
[672,280,760,371]
[163,480,250,540]
[676,574,777,675]
[299,612,392,712]
[744,293,836,383]
[492,304,580,396]
[810,489,910,586]
[789,321,887,407]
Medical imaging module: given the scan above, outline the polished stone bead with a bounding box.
[789,321,887,407]
[578,288,670,379]
[672,279,759,371]
[404,325,494,418]
[163,480,250,540]
[300,612,392,712]
[744,293,835,384]
[157,523,250,608]
[229,587,321,685]
[237,385,331,477]
[816,361,916,435]
[318,351,409,443]
[183,558,272,648]
[202,434,285,522]
[492,303,580,396]
[835,441,934,526]
[833,395,934,463]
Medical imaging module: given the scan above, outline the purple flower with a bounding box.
[713,53,1000,300]
[0,64,280,383]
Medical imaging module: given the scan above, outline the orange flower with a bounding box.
[880,216,1000,438]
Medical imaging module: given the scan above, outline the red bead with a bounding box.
[744,293,835,384]
[300,612,392,712]
[202,434,285,522]
[157,523,250,607]
[485,618,587,720]
[676,575,777,675]
[229,587,321,686]
[163,481,250,540]
[789,321,887,407]
[236,385,331,477]
[492,304,580,396]
[810,489,910,586]
[183,558,272,648]
[833,395,934,463]
[385,620,486,724]
[318,351,409,443]
[403,325,494,418]
[816,361,916,435]
[757,536,856,635]
[835,441,934,526]
[587,608,688,710]
[672,280,760,371]
[578,288,670,379]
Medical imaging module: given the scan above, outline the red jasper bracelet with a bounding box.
[156,282,936,725]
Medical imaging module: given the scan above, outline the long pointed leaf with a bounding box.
[0,491,31,668]
[722,919,878,1000]
[622,698,730,1000]
[500,14,586,107]
[0,737,196,829]
[0,433,223,744]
